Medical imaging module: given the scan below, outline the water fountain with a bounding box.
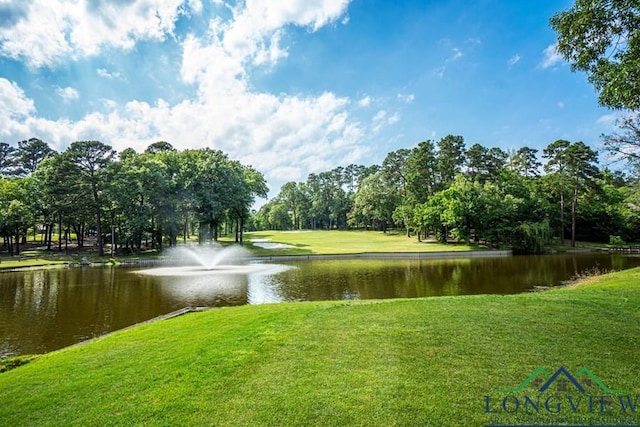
[136,244,290,277]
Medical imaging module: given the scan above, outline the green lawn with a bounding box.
[1,268,639,426]
[0,258,69,270]
[243,230,484,255]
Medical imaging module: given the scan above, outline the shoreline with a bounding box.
[255,249,512,262]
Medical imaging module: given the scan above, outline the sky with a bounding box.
[0,0,627,200]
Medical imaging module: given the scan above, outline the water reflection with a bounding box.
[1,253,639,357]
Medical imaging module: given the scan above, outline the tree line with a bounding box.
[256,135,639,253]
[0,138,267,256]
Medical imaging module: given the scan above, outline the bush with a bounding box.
[512,220,551,254]
[608,235,625,247]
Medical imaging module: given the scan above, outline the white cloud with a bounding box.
[56,86,80,102]
[0,0,195,68]
[508,54,520,67]
[0,1,364,190]
[373,110,386,122]
[433,46,463,78]
[0,78,37,139]
[0,78,36,118]
[540,43,563,69]
[358,96,372,107]
[97,68,122,80]
[397,93,415,103]
[449,47,462,62]
[596,112,626,127]
[557,100,565,109]
[370,110,398,133]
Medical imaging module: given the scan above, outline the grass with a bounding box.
[244,230,484,256]
[0,257,69,270]
[1,268,639,426]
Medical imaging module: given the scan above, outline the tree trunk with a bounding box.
[184,212,189,243]
[571,185,577,248]
[92,184,104,256]
[57,212,66,252]
[7,232,13,256]
[559,192,565,246]
[15,227,20,255]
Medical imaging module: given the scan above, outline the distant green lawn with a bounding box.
[1,268,638,426]
[243,230,484,256]
[0,258,68,270]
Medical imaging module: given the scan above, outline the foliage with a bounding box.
[609,235,625,247]
[511,220,552,254]
[551,0,640,110]
[0,139,267,255]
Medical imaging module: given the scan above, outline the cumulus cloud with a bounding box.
[0,1,371,190]
[56,86,80,102]
[540,43,563,69]
[397,93,415,103]
[0,78,36,139]
[97,68,122,80]
[0,0,193,68]
[358,95,372,107]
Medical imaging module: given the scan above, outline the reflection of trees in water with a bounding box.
[3,254,640,357]
[0,268,250,357]
[271,254,640,302]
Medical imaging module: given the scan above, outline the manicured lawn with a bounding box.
[1,268,639,425]
[244,230,484,255]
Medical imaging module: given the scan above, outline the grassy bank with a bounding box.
[244,230,483,255]
[1,268,639,425]
[0,258,69,270]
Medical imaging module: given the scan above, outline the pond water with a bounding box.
[1,253,639,357]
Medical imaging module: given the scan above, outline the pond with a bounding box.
[1,252,639,357]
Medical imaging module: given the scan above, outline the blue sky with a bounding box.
[0,0,624,198]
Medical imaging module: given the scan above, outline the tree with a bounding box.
[0,143,15,176]
[602,114,640,174]
[0,177,33,255]
[564,142,600,246]
[145,141,176,154]
[279,181,305,230]
[465,144,507,183]
[350,172,397,232]
[543,140,571,245]
[551,0,640,110]
[65,141,116,256]
[544,140,600,247]
[382,149,412,235]
[436,135,465,188]
[406,140,438,203]
[12,138,55,176]
[509,146,541,178]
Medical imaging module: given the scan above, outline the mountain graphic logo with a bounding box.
[495,366,627,393]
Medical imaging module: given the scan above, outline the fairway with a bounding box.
[244,230,483,256]
[0,268,638,426]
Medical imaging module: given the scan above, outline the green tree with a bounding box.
[564,142,601,246]
[544,140,600,247]
[0,143,15,176]
[543,140,571,245]
[350,171,398,232]
[12,138,55,176]
[65,141,116,256]
[436,135,465,188]
[508,146,541,178]
[551,0,640,110]
[0,178,33,255]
